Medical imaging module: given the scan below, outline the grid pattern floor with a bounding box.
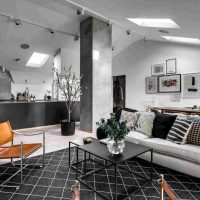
[0,147,200,200]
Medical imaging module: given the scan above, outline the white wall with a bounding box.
[11,83,52,100]
[113,40,200,111]
[61,40,80,76]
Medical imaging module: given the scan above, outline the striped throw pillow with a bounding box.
[166,116,193,144]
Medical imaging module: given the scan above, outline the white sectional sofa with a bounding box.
[125,131,200,178]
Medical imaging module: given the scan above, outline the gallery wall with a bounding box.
[113,40,200,111]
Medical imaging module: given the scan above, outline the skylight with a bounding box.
[26,52,50,67]
[162,36,200,44]
[127,18,180,28]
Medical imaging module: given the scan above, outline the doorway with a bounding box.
[113,75,126,113]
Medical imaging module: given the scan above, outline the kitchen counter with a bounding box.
[0,101,80,129]
[0,100,66,104]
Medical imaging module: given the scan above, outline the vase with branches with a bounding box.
[53,66,82,135]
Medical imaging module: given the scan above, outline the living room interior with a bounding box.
[0,0,200,200]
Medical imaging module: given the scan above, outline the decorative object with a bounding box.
[158,74,181,93]
[107,139,125,155]
[182,73,200,98]
[145,76,158,94]
[119,110,140,128]
[166,116,192,144]
[166,58,177,74]
[53,66,82,135]
[151,63,165,76]
[97,114,130,154]
[187,116,200,146]
[83,137,92,144]
[135,112,155,137]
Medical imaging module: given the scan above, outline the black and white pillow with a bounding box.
[166,116,193,144]
[187,116,200,146]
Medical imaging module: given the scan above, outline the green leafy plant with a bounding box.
[97,114,130,142]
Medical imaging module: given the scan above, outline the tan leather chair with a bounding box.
[0,121,45,189]
[159,175,179,200]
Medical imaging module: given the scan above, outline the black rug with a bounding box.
[0,147,200,200]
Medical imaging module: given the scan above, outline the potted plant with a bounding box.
[53,66,82,136]
[97,114,130,154]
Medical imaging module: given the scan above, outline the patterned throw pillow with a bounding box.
[135,112,155,137]
[120,110,140,128]
[187,116,200,145]
[166,116,193,144]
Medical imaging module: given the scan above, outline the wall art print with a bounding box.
[146,76,158,94]
[166,58,177,74]
[183,73,200,98]
[151,63,165,76]
[158,74,181,93]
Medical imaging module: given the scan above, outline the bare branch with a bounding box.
[52,66,82,121]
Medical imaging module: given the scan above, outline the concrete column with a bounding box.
[80,17,112,132]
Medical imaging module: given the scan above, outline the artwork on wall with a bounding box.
[166,58,177,74]
[182,73,200,98]
[158,74,181,93]
[145,76,158,94]
[151,63,165,76]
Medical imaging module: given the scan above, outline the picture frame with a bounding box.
[166,58,177,74]
[158,74,181,93]
[151,63,165,76]
[182,73,200,98]
[145,76,158,94]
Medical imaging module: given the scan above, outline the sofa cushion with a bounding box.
[115,108,138,121]
[139,138,200,164]
[135,112,155,137]
[120,110,140,128]
[166,116,193,144]
[125,131,149,144]
[187,116,200,146]
[152,111,177,139]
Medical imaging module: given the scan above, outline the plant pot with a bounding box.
[107,139,125,154]
[61,120,75,136]
[96,127,107,140]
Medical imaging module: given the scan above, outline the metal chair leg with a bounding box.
[43,130,45,167]
[20,142,23,184]
[160,174,164,200]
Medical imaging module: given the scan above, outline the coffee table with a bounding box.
[69,139,153,200]
[69,138,99,173]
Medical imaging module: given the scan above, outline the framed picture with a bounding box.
[158,74,181,93]
[151,63,165,76]
[146,76,158,94]
[166,58,177,74]
[182,73,200,98]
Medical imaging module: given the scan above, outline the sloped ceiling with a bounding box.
[0,0,141,76]
[65,0,200,42]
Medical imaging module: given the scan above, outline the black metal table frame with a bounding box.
[69,141,104,174]
[70,142,153,200]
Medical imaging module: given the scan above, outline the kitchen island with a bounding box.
[0,100,80,129]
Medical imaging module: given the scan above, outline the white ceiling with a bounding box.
[0,0,200,75]
[65,0,200,42]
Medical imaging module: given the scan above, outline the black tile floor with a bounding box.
[0,147,200,200]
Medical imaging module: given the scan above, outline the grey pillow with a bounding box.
[135,112,155,137]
